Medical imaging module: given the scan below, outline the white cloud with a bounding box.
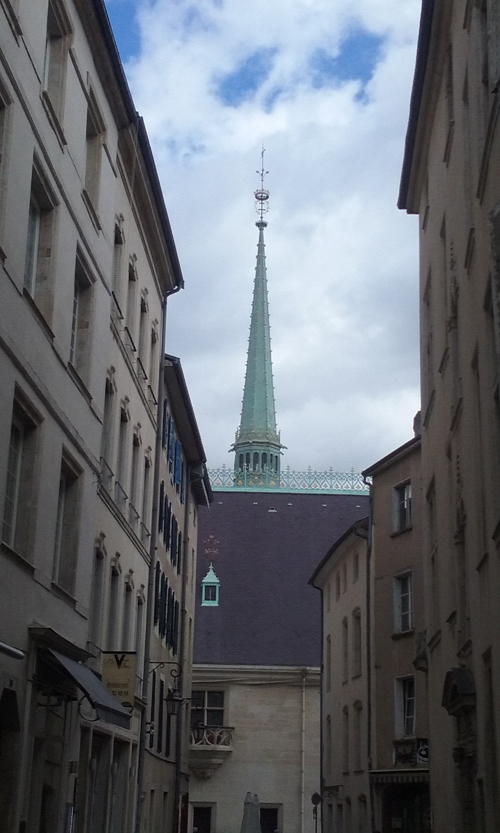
[120,0,422,472]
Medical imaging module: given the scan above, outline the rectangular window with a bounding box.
[43,0,72,127]
[353,551,359,582]
[353,703,362,771]
[394,572,413,633]
[53,452,82,594]
[135,596,145,694]
[2,394,42,558]
[83,90,105,214]
[325,634,331,693]
[342,618,348,682]
[192,807,213,833]
[24,160,58,319]
[342,707,349,773]
[393,481,412,532]
[88,547,105,647]
[190,691,225,729]
[69,252,94,382]
[352,610,361,677]
[260,807,282,833]
[106,565,121,650]
[121,580,133,651]
[395,676,416,737]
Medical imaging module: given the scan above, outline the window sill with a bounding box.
[0,0,22,39]
[427,629,441,653]
[82,189,101,232]
[1,541,34,573]
[390,525,413,538]
[67,362,92,404]
[22,288,55,342]
[391,629,414,641]
[51,581,77,608]
[41,91,67,149]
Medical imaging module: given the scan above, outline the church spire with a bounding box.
[233,150,283,482]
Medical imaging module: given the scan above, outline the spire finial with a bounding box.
[255,146,269,228]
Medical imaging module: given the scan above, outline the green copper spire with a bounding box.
[232,151,283,482]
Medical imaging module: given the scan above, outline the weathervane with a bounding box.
[255,146,269,228]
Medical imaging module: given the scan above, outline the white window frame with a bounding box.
[393,571,413,633]
[393,480,412,532]
[2,416,24,548]
[395,676,416,738]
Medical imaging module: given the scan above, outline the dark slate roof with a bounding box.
[194,490,369,666]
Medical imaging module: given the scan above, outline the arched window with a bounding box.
[253,452,259,471]
[245,452,250,468]
[239,454,244,471]
[262,453,267,469]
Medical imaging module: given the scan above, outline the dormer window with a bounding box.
[201,563,220,606]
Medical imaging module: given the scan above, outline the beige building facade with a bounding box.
[399,1,500,830]
[310,519,370,833]
[188,664,320,833]
[363,435,430,833]
[0,2,199,832]
[143,356,212,833]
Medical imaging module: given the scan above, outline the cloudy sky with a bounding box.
[104,0,422,474]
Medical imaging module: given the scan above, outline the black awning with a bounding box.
[47,649,131,729]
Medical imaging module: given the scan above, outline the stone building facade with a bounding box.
[399,1,500,830]
[0,2,207,832]
[189,487,368,833]
[310,519,370,833]
[363,435,430,833]
[311,431,429,833]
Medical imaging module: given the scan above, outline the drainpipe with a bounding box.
[173,462,196,833]
[300,667,307,833]
[361,476,375,833]
[309,583,324,833]
[135,281,182,833]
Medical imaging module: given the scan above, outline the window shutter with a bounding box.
[177,531,182,575]
[154,561,161,626]
[174,441,182,486]
[158,480,165,531]
[165,503,171,549]
[162,399,168,448]
[159,573,167,638]
[173,600,180,654]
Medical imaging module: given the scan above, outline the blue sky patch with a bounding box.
[310,28,384,90]
[216,48,278,107]
[104,0,141,63]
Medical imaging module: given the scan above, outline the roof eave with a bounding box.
[398,0,436,213]
[309,516,369,587]
[362,435,421,479]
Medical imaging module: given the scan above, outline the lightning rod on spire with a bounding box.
[254,146,269,228]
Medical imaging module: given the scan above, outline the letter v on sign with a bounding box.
[114,654,126,668]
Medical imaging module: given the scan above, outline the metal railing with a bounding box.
[207,464,368,493]
[190,726,234,748]
[100,458,114,494]
[114,480,128,514]
[128,502,140,532]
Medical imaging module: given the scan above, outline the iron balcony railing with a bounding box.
[207,464,368,493]
[190,725,234,748]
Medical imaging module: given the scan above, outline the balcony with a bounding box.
[111,291,124,329]
[100,458,114,495]
[140,521,151,547]
[189,725,234,780]
[393,738,429,767]
[128,502,140,533]
[114,481,128,515]
[123,327,137,364]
